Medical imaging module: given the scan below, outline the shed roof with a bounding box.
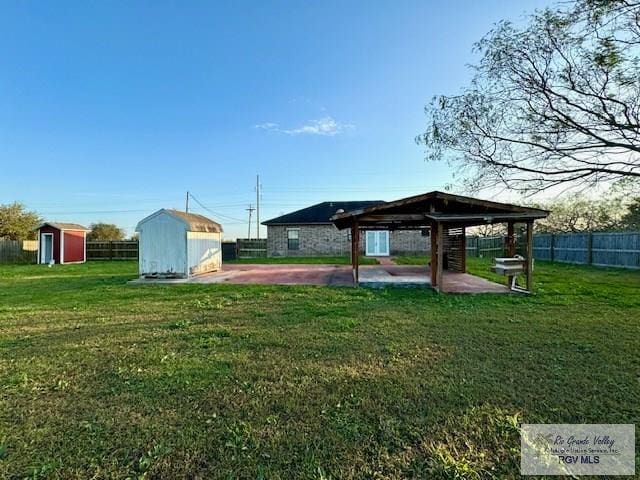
[331,191,549,229]
[136,209,223,233]
[37,222,89,231]
[262,201,385,225]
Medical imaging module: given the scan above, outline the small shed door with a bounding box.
[41,233,53,264]
[365,231,389,256]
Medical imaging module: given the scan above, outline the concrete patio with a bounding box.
[152,263,510,293]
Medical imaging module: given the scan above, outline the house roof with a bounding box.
[136,209,223,233]
[331,191,549,229]
[262,201,385,226]
[37,222,89,231]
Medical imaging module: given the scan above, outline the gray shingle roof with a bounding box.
[262,201,385,225]
[165,209,223,233]
[37,222,89,231]
[136,209,223,233]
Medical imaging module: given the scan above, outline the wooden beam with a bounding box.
[525,220,534,292]
[350,221,360,286]
[506,222,515,288]
[354,223,360,284]
[351,223,356,284]
[436,222,444,293]
[430,222,438,289]
[461,226,467,273]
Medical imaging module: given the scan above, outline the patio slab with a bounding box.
[173,263,510,293]
[189,264,354,286]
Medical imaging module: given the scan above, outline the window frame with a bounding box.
[287,228,300,250]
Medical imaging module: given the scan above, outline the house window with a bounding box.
[287,229,299,250]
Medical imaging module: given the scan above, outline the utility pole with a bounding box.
[185,191,189,213]
[246,204,255,239]
[256,174,261,239]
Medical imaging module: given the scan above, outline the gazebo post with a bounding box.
[351,220,360,286]
[430,221,438,290]
[430,221,444,293]
[506,222,515,288]
[461,226,467,273]
[525,220,534,292]
[436,222,444,293]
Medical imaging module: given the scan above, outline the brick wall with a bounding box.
[389,229,429,255]
[266,224,428,257]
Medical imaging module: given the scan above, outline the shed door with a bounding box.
[41,233,53,264]
[365,231,389,256]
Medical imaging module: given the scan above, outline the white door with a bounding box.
[41,233,53,264]
[365,230,389,256]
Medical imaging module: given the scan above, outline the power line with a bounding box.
[187,192,247,223]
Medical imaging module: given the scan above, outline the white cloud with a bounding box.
[254,116,354,136]
[254,122,280,131]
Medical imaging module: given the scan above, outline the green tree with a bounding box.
[531,195,624,233]
[620,198,640,230]
[419,0,640,194]
[0,203,41,240]
[87,223,125,241]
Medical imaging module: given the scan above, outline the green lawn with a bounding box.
[226,255,378,265]
[393,255,430,266]
[0,260,638,479]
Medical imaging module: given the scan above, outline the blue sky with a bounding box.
[0,0,553,239]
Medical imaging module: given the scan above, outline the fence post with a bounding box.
[587,232,593,265]
[550,234,555,262]
[109,241,114,261]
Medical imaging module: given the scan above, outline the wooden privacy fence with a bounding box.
[467,231,640,269]
[236,238,267,258]
[86,241,138,260]
[533,232,640,268]
[466,236,512,258]
[0,240,38,263]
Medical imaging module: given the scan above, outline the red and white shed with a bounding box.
[36,223,89,265]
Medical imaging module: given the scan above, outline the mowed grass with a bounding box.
[226,256,378,265]
[0,260,639,479]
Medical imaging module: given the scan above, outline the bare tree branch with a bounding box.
[418,0,640,194]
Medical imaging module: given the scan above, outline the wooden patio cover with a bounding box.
[331,191,549,292]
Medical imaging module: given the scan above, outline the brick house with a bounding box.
[262,201,428,257]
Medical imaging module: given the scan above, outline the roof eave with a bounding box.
[263,221,334,226]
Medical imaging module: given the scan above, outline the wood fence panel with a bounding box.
[466,236,479,257]
[86,241,138,260]
[553,233,589,264]
[236,239,267,258]
[591,232,640,269]
[533,234,553,260]
[0,240,38,264]
[467,231,639,269]
[476,236,505,257]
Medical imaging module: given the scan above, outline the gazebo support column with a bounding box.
[506,222,515,288]
[525,220,534,292]
[461,226,467,273]
[430,221,444,293]
[437,223,444,292]
[350,221,360,286]
[430,222,437,290]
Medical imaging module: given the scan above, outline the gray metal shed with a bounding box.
[135,209,223,278]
